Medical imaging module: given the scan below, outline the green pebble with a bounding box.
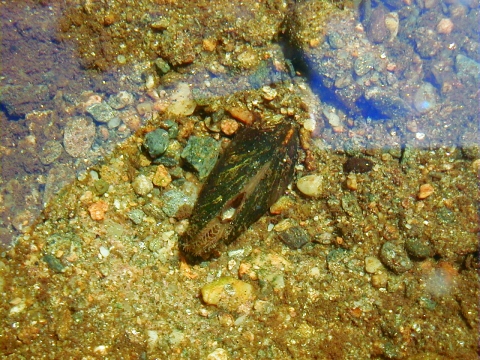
[94,179,110,195]
[181,136,220,179]
[144,129,170,158]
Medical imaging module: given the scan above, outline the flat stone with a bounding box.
[181,136,220,180]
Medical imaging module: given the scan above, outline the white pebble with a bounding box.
[132,174,153,196]
[99,246,110,258]
[297,174,323,197]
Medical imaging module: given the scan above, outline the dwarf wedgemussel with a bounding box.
[181,121,299,258]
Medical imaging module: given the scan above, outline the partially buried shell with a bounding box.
[180,121,299,258]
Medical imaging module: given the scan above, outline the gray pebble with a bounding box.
[144,129,170,158]
[456,54,480,83]
[160,189,195,218]
[39,140,63,165]
[379,241,413,274]
[43,254,65,273]
[354,53,374,77]
[107,91,134,110]
[128,209,146,225]
[276,226,309,250]
[107,117,122,129]
[86,102,116,123]
[181,136,220,179]
[405,237,432,259]
[327,32,345,49]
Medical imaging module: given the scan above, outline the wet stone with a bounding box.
[405,237,433,259]
[379,241,413,274]
[327,31,345,49]
[86,102,116,123]
[276,225,309,250]
[132,174,153,196]
[181,136,220,180]
[128,209,146,225]
[343,157,373,173]
[354,53,375,76]
[43,254,65,273]
[38,140,63,165]
[107,91,134,110]
[160,189,195,218]
[63,117,96,158]
[144,129,170,158]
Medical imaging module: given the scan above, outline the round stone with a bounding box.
[132,174,153,196]
[379,241,413,274]
[297,174,323,197]
[63,117,96,158]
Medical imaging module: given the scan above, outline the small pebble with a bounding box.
[436,18,454,35]
[365,256,384,274]
[201,276,254,311]
[405,237,433,259]
[343,158,373,173]
[167,82,196,116]
[63,117,96,158]
[297,174,323,197]
[144,129,170,158]
[128,209,145,225]
[107,91,134,110]
[88,200,108,221]
[152,165,172,187]
[379,241,413,274]
[207,348,228,360]
[132,174,153,196]
[220,119,239,136]
[417,183,434,199]
[86,102,116,123]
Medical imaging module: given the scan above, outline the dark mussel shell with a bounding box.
[180,121,299,258]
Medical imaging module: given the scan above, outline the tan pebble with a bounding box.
[88,201,108,221]
[207,348,228,360]
[346,173,358,191]
[406,120,418,132]
[227,107,254,125]
[386,63,397,71]
[472,159,480,172]
[152,165,172,187]
[202,38,217,52]
[437,18,454,34]
[167,82,196,116]
[371,273,388,288]
[418,183,434,199]
[297,174,323,197]
[136,102,153,116]
[365,256,384,274]
[201,276,254,311]
[220,118,239,136]
[385,12,399,40]
[269,196,293,215]
[238,263,257,280]
[138,154,151,167]
[309,38,321,47]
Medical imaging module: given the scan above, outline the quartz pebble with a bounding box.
[201,276,254,311]
[296,174,323,197]
[167,82,196,116]
[132,174,153,196]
